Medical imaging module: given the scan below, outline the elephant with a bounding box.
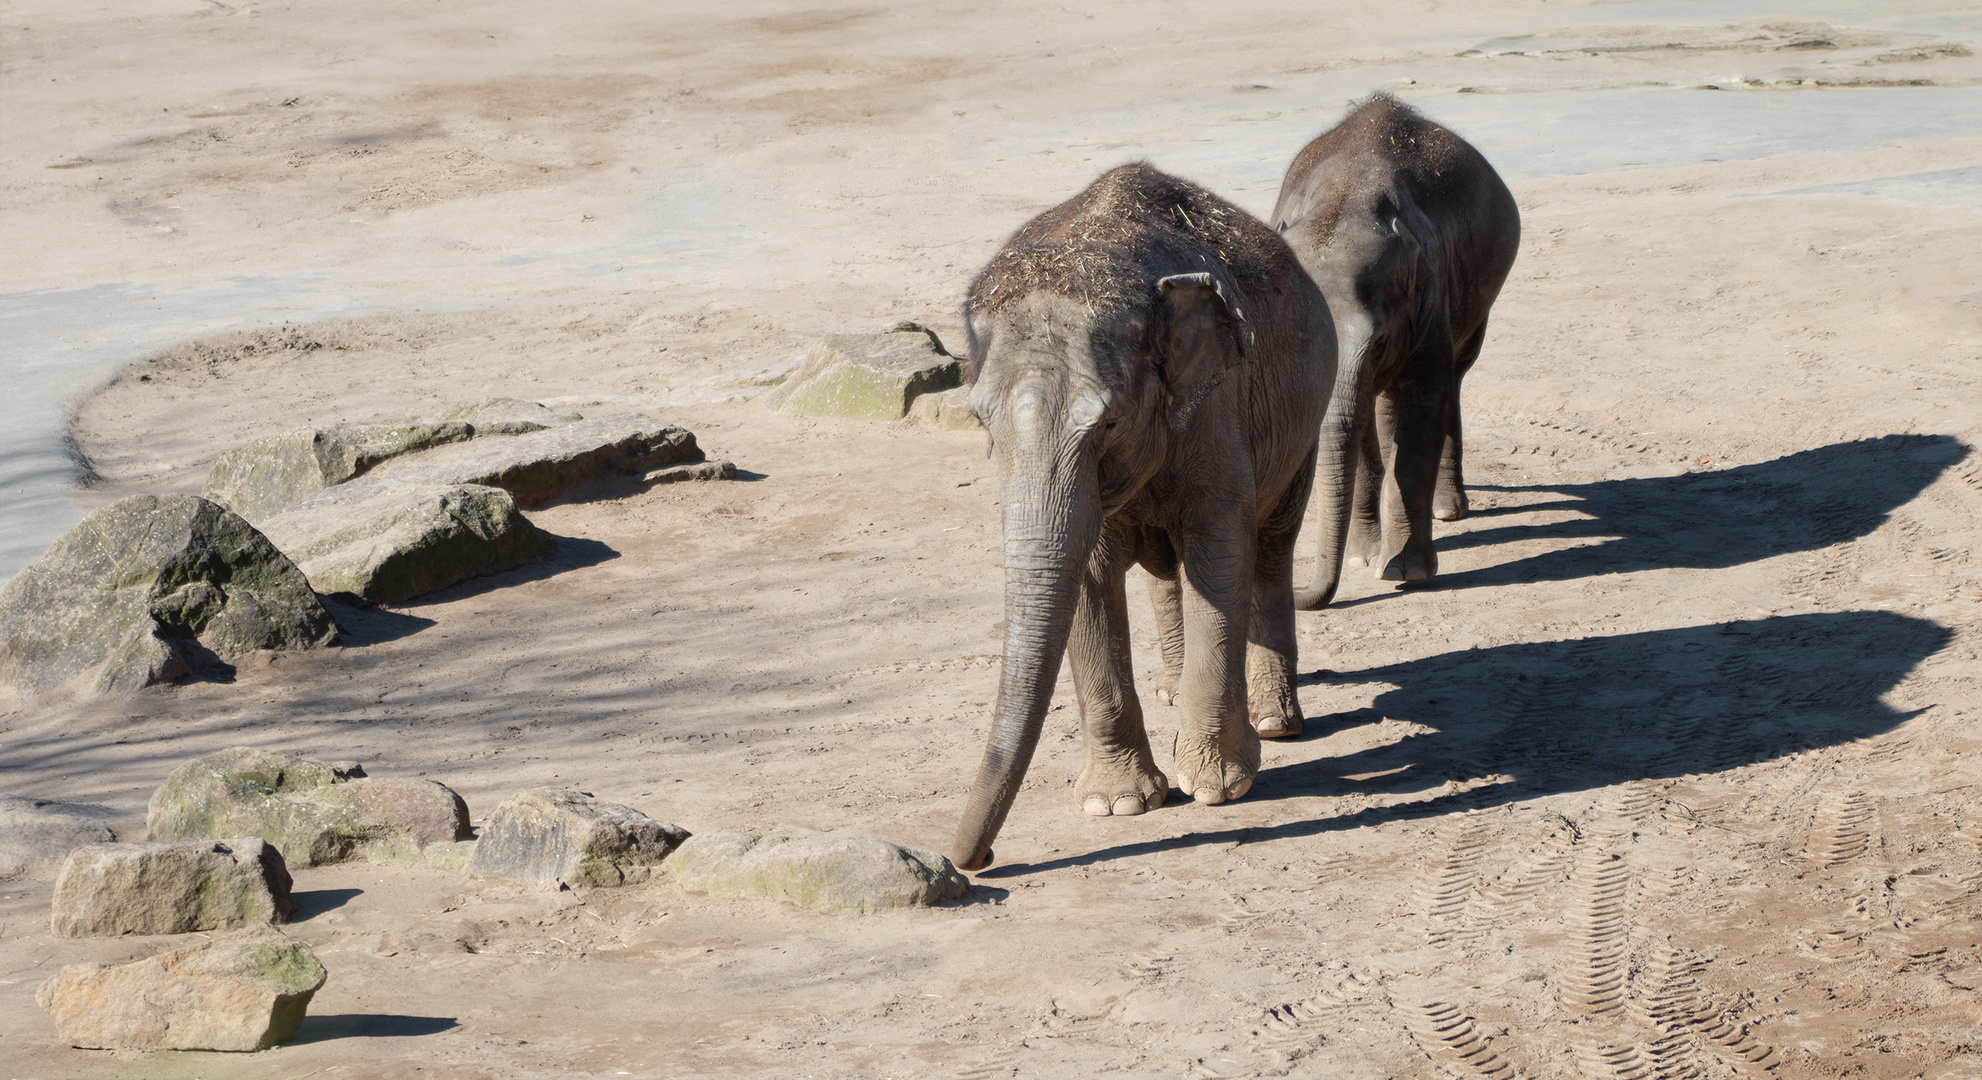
[1271,94,1521,609]
[947,162,1337,871]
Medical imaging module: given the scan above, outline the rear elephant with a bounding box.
[1273,94,1520,609]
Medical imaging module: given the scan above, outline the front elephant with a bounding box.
[1272,94,1521,609]
[948,163,1335,872]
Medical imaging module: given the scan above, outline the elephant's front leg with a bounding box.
[1070,525,1168,818]
[1172,511,1260,805]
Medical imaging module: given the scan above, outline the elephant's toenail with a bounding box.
[1083,796,1112,817]
[1112,795,1145,816]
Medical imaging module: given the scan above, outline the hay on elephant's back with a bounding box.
[968,162,1262,320]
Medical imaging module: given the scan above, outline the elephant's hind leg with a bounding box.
[1433,318,1488,523]
[1070,526,1169,818]
[1141,533,1185,707]
[1342,419,1385,572]
[1247,458,1310,739]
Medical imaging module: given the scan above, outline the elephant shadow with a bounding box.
[983,609,1951,875]
[1424,433,1968,590]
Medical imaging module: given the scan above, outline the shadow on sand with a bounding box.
[290,1014,460,1043]
[981,608,1950,876]
[1426,433,1967,590]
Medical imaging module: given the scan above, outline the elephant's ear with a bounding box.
[1156,271,1252,435]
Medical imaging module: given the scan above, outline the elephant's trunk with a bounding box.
[1296,313,1375,610]
[950,455,1098,872]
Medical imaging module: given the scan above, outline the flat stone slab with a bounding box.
[257,482,558,604]
[440,397,584,435]
[643,460,737,485]
[467,790,688,888]
[668,831,969,913]
[147,747,471,867]
[205,421,476,522]
[0,797,120,881]
[365,414,705,505]
[0,496,337,698]
[763,327,963,421]
[38,925,326,1051]
[51,838,294,937]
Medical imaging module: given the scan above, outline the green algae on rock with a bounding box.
[147,748,471,867]
[667,831,969,914]
[50,837,294,937]
[38,925,327,1051]
[0,496,335,697]
[205,421,477,522]
[763,328,964,421]
[911,385,982,430]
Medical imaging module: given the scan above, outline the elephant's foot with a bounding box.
[1252,710,1303,739]
[1152,672,1181,707]
[1077,757,1169,817]
[1172,724,1260,805]
[1380,543,1437,583]
[1345,524,1383,573]
[1432,487,1469,522]
[1248,678,1304,739]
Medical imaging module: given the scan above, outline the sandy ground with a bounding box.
[5,2,1982,1077]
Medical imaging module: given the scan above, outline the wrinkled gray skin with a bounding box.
[950,163,1335,871]
[1272,94,1520,609]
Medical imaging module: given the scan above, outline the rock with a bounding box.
[466,790,688,888]
[365,414,706,505]
[0,797,120,881]
[763,326,964,421]
[38,925,326,1051]
[441,398,585,435]
[643,460,738,485]
[147,747,471,867]
[911,386,982,430]
[0,496,337,698]
[50,838,294,937]
[667,831,969,913]
[257,482,558,603]
[205,421,476,521]
[369,837,478,872]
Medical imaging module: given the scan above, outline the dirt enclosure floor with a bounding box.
[6,2,1982,1078]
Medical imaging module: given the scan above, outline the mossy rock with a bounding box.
[0,496,335,697]
[668,831,969,914]
[49,837,294,937]
[911,386,982,431]
[258,481,558,604]
[763,328,963,421]
[466,790,688,888]
[205,421,475,522]
[37,925,326,1051]
[147,748,471,867]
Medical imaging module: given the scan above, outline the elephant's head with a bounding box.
[948,268,1251,872]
